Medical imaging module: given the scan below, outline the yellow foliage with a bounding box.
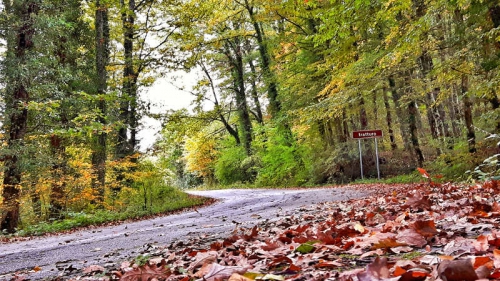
[184,131,218,178]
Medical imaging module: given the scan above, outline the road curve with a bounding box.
[0,187,369,280]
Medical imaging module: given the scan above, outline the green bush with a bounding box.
[254,125,311,187]
[214,145,248,185]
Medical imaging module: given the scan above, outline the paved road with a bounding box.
[0,187,368,280]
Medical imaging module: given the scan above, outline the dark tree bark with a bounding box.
[243,0,281,117]
[462,75,476,153]
[389,75,411,150]
[248,58,264,124]
[199,61,240,144]
[223,34,253,155]
[91,0,110,197]
[359,96,368,130]
[404,72,425,167]
[383,88,397,150]
[49,135,66,218]
[1,1,37,232]
[116,0,138,159]
[233,44,253,155]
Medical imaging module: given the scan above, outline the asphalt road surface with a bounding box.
[0,187,369,280]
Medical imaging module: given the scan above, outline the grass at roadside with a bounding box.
[190,171,426,190]
[7,189,212,238]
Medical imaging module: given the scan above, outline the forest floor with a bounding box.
[3,179,500,281]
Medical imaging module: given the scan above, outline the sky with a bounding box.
[138,70,198,152]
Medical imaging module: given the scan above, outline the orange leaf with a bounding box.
[494,249,500,259]
[473,256,493,269]
[417,168,430,179]
[394,266,406,277]
[372,238,407,250]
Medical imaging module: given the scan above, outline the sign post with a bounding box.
[352,129,383,180]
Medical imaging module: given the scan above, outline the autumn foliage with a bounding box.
[69,180,500,280]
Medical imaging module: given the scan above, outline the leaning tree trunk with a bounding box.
[248,58,264,124]
[199,61,240,144]
[91,0,110,199]
[245,1,280,117]
[1,1,36,232]
[233,44,253,156]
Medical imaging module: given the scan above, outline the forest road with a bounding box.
[0,187,369,280]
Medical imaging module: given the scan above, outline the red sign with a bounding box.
[352,129,383,139]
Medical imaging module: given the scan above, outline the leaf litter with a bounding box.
[16,179,500,281]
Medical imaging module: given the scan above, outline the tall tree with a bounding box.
[91,0,110,197]
[1,0,37,232]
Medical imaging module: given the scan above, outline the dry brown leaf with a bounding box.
[472,234,489,252]
[120,264,170,281]
[396,228,427,248]
[371,238,407,250]
[82,265,105,274]
[195,263,247,281]
[413,220,438,238]
[228,273,253,281]
[357,257,390,280]
[187,251,218,273]
[437,259,478,281]
[475,265,491,279]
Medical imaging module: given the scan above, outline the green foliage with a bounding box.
[214,145,248,185]
[254,125,311,187]
[468,134,500,181]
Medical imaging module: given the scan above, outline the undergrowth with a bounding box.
[12,189,208,237]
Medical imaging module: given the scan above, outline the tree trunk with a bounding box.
[462,75,476,153]
[447,92,461,138]
[199,61,240,144]
[488,91,500,131]
[49,135,66,219]
[359,96,368,130]
[248,58,264,124]
[383,88,397,150]
[234,45,253,155]
[1,1,36,232]
[244,0,280,117]
[224,36,253,155]
[389,76,411,150]
[92,0,110,198]
[404,71,425,167]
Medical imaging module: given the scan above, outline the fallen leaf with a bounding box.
[260,274,285,280]
[120,264,170,281]
[473,235,489,252]
[371,238,407,250]
[437,259,478,281]
[196,263,247,281]
[357,257,389,280]
[32,266,42,272]
[228,273,253,281]
[83,265,105,274]
[396,228,427,247]
[413,220,438,238]
[295,241,319,254]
